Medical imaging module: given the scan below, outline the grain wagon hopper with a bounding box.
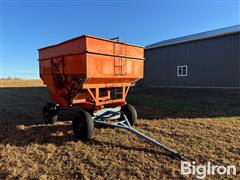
[38,35,184,159]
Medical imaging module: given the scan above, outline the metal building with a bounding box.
[142,25,240,88]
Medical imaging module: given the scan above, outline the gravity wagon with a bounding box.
[39,35,183,159]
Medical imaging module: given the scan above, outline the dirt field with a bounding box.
[0,80,239,179]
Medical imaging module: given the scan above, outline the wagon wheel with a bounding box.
[43,103,59,124]
[121,104,137,126]
[72,111,94,140]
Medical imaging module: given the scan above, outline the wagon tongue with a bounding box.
[93,107,187,161]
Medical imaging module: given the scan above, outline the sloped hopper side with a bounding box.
[39,35,144,110]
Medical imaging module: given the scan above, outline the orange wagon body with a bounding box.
[39,35,144,110]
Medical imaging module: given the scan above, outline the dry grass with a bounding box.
[0,80,239,179]
[0,79,44,87]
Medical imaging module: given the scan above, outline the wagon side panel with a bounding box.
[86,36,144,59]
[39,53,88,106]
[39,37,86,60]
[85,53,144,85]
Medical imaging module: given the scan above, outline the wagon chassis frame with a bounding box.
[73,83,132,110]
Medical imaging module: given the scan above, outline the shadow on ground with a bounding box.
[128,87,240,119]
[1,86,240,124]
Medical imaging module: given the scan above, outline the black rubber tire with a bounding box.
[72,111,94,140]
[43,103,59,124]
[121,104,137,126]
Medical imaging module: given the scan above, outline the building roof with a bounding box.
[145,25,240,50]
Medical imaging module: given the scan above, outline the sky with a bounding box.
[0,0,239,79]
